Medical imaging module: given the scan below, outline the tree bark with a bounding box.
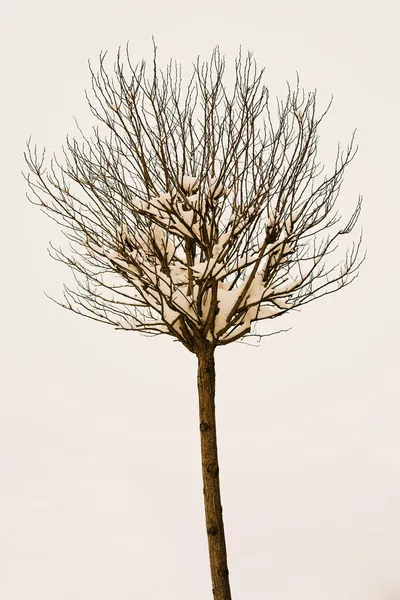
[197,341,232,600]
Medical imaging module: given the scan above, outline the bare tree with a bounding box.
[24,43,363,600]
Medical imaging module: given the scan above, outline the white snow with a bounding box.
[285,217,293,234]
[169,219,196,239]
[179,208,195,228]
[152,224,167,248]
[170,264,188,285]
[181,175,199,192]
[191,254,220,280]
[186,192,200,209]
[214,281,248,334]
[85,168,305,340]
[211,268,288,340]
[153,192,173,207]
[87,240,104,256]
[217,231,232,247]
[208,177,230,198]
[201,289,212,321]
[212,244,223,257]
[162,299,180,326]
[171,289,197,322]
[257,305,278,318]
[271,296,292,309]
[112,256,140,276]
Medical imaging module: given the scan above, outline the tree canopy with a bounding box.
[24,45,363,354]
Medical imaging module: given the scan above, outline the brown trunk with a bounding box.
[197,341,232,600]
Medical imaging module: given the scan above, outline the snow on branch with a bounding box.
[24,44,364,354]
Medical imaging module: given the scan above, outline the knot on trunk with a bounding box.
[200,421,210,432]
[206,462,219,475]
[207,524,218,536]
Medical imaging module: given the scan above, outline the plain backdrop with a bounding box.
[1,1,399,599]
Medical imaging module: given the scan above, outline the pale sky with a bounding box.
[1,1,399,599]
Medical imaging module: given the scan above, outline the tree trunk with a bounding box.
[197,341,232,600]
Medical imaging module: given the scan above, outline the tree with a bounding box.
[24,43,363,600]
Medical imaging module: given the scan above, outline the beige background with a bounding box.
[1,1,399,599]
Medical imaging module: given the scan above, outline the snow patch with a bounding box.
[181,175,199,192]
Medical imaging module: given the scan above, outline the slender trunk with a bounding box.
[197,342,232,600]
